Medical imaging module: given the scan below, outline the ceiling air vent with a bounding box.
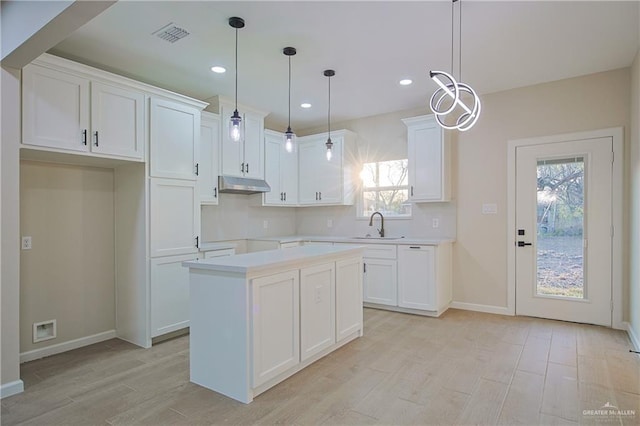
[152,23,190,43]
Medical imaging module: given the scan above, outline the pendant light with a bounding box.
[429,0,481,132]
[228,16,245,142]
[324,69,335,161]
[283,47,297,153]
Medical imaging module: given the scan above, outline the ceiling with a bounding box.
[50,1,640,131]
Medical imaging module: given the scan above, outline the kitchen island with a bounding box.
[183,245,364,403]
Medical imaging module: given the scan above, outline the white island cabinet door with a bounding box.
[398,245,436,310]
[363,259,397,306]
[22,64,90,152]
[252,270,300,387]
[336,257,363,342]
[91,82,145,160]
[300,263,336,361]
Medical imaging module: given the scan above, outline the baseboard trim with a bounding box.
[0,380,24,399]
[20,330,117,363]
[450,301,512,316]
[624,322,640,352]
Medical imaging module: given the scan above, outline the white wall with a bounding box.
[630,48,640,348]
[20,161,116,354]
[1,66,22,397]
[200,194,296,241]
[455,68,631,310]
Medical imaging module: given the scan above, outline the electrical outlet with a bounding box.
[21,236,32,250]
[327,219,333,228]
[432,218,439,229]
[263,220,268,229]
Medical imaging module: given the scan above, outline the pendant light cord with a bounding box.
[459,0,463,81]
[450,0,454,77]
[327,75,331,140]
[235,26,238,110]
[288,55,291,128]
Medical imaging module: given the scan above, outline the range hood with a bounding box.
[218,176,271,194]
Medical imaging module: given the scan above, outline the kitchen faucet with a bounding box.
[369,211,384,237]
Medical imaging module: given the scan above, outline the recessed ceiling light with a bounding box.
[399,79,412,86]
[300,103,312,108]
[211,66,226,74]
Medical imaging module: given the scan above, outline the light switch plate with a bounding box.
[482,203,498,215]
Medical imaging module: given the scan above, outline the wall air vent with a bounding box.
[152,23,190,43]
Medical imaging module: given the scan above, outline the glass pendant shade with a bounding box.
[284,126,296,153]
[325,138,333,161]
[229,109,243,142]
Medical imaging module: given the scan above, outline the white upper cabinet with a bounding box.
[22,62,145,161]
[403,115,451,202]
[23,64,90,152]
[218,100,266,179]
[263,130,298,206]
[198,112,221,204]
[298,130,356,206]
[91,82,145,159]
[149,97,200,180]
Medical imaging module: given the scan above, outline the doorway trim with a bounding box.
[507,127,624,329]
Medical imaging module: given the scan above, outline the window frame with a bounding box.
[357,159,412,219]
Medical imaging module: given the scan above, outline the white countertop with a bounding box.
[184,245,364,275]
[248,235,455,245]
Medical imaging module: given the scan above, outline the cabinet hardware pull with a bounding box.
[94,131,99,146]
[315,192,318,200]
[409,246,421,249]
[82,129,87,145]
[196,236,199,248]
[241,163,245,173]
[411,186,414,197]
[214,187,217,198]
[363,263,367,273]
[195,163,199,176]
[246,163,249,173]
[284,192,286,201]
[280,192,284,201]
[319,192,322,200]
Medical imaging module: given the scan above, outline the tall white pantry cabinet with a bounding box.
[21,53,208,348]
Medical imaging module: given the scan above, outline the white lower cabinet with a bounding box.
[300,263,335,361]
[362,244,398,306]
[149,178,199,257]
[150,254,197,338]
[336,257,363,342]
[363,259,397,306]
[252,270,300,387]
[201,248,235,259]
[398,245,435,310]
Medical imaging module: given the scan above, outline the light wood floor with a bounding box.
[2,308,639,425]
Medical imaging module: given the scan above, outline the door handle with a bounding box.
[517,241,532,247]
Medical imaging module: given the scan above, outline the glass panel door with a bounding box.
[536,157,585,299]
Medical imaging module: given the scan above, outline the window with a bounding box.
[359,159,411,217]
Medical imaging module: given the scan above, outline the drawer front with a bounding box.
[203,248,235,259]
[362,244,397,259]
